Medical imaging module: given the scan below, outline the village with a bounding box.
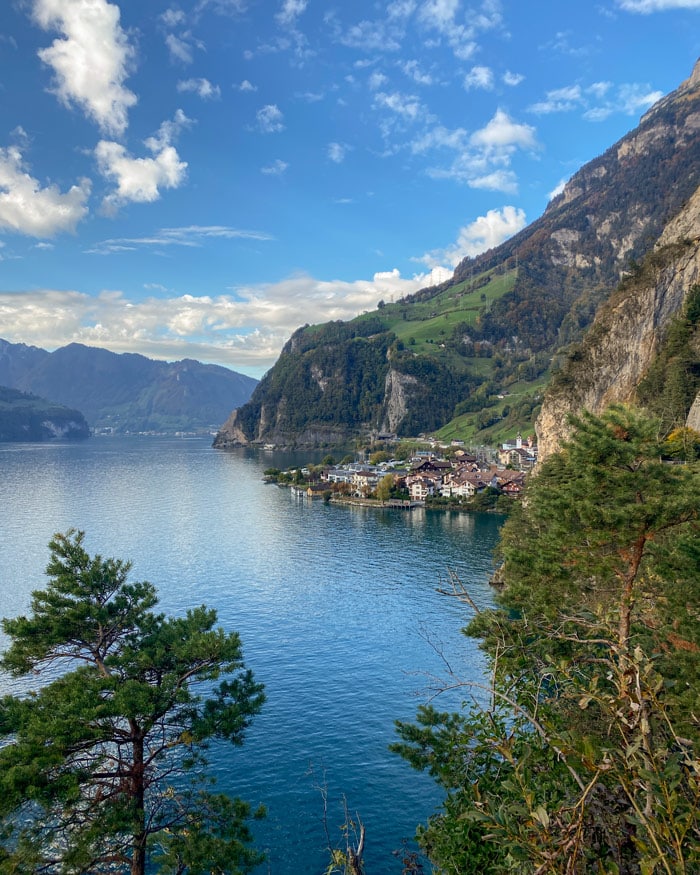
[268,433,537,509]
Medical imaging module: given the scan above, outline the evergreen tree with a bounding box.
[0,530,265,875]
[394,406,700,873]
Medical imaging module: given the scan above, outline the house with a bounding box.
[351,467,380,496]
[324,467,354,484]
[410,458,453,476]
[306,483,330,498]
[441,470,490,498]
[496,470,527,496]
[409,476,437,500]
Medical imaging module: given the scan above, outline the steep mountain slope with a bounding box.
[536,185,700,459]
[0,341,257,433]
[0,386,89,442]
[215,59,700,450]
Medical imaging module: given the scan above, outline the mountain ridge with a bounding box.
[0,340,257,434]
[214,58,700,451]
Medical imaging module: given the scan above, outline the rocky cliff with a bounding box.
[536,183,700,459]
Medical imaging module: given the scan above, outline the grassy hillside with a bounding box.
[349,266,547,442]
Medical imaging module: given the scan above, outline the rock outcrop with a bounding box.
[380,369,420,435]
[536,184,700,460]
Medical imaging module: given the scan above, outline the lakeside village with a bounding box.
[264,433,537,513]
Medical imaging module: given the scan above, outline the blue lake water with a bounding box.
[0,436,502,873]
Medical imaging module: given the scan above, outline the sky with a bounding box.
[0,0,699,378]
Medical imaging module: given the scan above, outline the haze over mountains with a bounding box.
[0,341,257,435]
[215,59,700,452]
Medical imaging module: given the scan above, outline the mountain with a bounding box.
[0,386,89,442]
[0,341,257,434]
[215,59,700,451]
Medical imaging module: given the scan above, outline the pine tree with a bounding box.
[394,406,700,873]
[0,530,265,875]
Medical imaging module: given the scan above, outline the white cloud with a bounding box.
[588,81,612,99]
[528,79,660,120]
[581,81,664,120]
[0,267,434,374]
[470,109,537,153]
[256,104,285,132]
[177,77,221,99]
[165,32,198,64]
[616,0,700,10]
[368,71,389,90]
[416,0,502,60]
[529,85,583,115]
[96,111,191,211]
[235,79,257,92]
[401,59,434,85]
[276,0,307,26]
[160,9,186,27]
[297,90,324,102]
[0,145,90,237]
[373,90,426,122]
[387,0,418,18]
[469,170,518,193]
[583,106,614,122]
[88,225,274,254]
[195,0,249,15]
[32,0,137,137]
[414,111,536,190]
[617,82,664,113]
[464,65,494,90]
[420,206,527,269]
[503,70,524,86]
[327,142,348,163]
[411,125,468,153]
[261,159,289,175]
[334,19,402,52]
[418,0,459,31]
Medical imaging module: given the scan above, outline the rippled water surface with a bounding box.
[0,436,503,873]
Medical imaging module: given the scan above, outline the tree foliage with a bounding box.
[637,283,700,432]
[394,406,700,873]
[0,531,265,875]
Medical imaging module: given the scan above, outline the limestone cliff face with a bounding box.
[212,409,250,447]
[212,400,351,449]
[380,369,420,434]
[536,184,700,460]
[688,393,700,432]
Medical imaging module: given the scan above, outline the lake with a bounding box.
[0,436,502,873]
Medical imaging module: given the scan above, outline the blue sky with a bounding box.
[0,0,699,378]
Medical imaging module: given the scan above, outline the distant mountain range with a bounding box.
[215,58,700,452]
[0,341,257,434]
